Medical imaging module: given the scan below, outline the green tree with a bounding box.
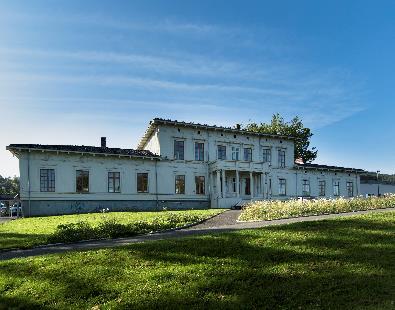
[241,113,318,163]
[0,175,20,196]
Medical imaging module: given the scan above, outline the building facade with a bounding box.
[7,118,364,216]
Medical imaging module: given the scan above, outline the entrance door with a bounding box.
[245,178,251,196]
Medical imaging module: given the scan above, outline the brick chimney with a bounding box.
[101,137,106,148]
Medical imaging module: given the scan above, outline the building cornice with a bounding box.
[137,118,296,150]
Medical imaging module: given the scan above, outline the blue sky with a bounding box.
[1,0,394,176]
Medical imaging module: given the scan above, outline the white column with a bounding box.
[236,170,240,197]
[216,170,221,198]
[250,171,254,198]
[261,174,265,198]
[221,169,226,198]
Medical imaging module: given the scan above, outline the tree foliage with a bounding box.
[0,175,20,196]
[241,113,318,163]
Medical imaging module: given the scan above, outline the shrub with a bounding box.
[239,194,395,221]
[47,212,210,244]
[98,219,136,239]
[48,221,97,243]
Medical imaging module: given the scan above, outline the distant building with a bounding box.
[7,118,365,216]
[360,173,395,196]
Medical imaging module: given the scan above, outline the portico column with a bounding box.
[221,169,226,198]
[250,171,254,198]
[216,170,221,198]
[236,170,240,197]
[261,173,265,198]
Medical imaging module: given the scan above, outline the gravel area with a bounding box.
[187,210,241,229]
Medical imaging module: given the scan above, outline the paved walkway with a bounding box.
[0,208,394,261]
[0,217,14,224]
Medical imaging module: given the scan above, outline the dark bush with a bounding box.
[48,222,97,243]
[98,219,137,238]
[47,212,208,244]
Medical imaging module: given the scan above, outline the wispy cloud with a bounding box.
[0,6,370,178]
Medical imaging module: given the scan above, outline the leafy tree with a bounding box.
[241,113,318,163]
[0,175,20,196]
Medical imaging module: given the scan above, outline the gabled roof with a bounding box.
[295,162,365,173]
[137,118,295,150]
[7,144,159,159]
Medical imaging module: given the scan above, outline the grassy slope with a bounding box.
[0,210,222,250]
[0,211,394,309]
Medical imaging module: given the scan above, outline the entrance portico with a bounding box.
[210,167,266,208]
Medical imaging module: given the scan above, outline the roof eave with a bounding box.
[6,146,160,160]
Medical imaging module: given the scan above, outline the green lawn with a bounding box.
[0,211,394,309]
[0,209,223,250]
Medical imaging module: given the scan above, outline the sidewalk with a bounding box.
[0,207,394,261]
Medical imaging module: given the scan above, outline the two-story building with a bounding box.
[7,118,365,216]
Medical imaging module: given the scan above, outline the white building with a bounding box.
[7,118,365,216]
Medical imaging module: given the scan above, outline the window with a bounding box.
[279,179,286,196]
[195,176,205,195]
[76,170,89,193]
[175,175,185,194]
[302,180,310,196]
[217,145,226,160]
[231,146,240,160]
[194,142,204,161]
[243,148,252,161]
[333,180,340,196]
[232,177,237,192]
[174,140,184,160]
[319,180,326,196]
[40,169,55,192]
[278,149,286,168]
[137,173,148,193]
[347,182,354,197]
[263,148,271,163]
[108,172,120,193]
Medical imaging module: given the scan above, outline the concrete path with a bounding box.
[0,208,394,261]
[0,217,13,224]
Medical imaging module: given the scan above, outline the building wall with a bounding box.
[15,123,361,216]
[360,183,395,196]
[156,124,295,168]
[293,170,360,198]
[144,128,160,155]
[18,152,209,216]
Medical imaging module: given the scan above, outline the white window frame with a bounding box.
[231,146,240,161]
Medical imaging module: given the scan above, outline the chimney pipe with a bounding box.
[101,137,106,148]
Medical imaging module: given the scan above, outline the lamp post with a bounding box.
[376,170,380,197]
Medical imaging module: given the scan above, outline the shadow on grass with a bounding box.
[0,216,394,309]
[0,232,49,250]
